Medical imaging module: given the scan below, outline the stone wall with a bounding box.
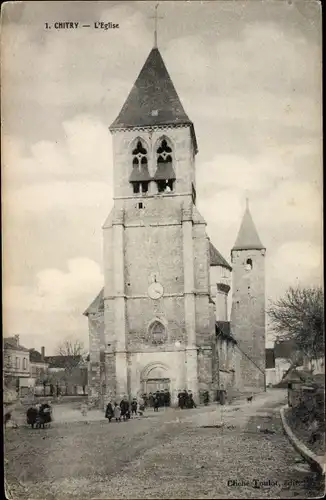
[88,312,105,403]
[231,248,266,391]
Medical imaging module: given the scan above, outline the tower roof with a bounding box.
[110,48,197,152]
[232,204,265,251]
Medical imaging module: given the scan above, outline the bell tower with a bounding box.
[101,41,212,405]
[230,201,266,392]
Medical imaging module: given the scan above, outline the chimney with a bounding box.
[14,334,20,346]
[41,346,45,361]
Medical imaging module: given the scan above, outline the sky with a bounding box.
[2,0,322,354]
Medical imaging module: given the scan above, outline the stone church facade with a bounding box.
[84,47,266,407]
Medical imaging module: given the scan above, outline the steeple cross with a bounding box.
[149,3,163,48]
[246,197,249,210]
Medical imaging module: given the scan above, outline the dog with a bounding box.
[247,396,253,403]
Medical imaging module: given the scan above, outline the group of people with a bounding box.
[141,390,171,411]
[177,389,196,409]
[105,390,172,421]
[26,402,52,428]
[105,397,145,422]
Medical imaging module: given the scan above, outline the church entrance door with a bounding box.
[141,364,170,394]
[145,378,170,394]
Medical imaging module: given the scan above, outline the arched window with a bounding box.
[245,258,253,271]
[154,139,176,193]
[150,321,167,345]
[129,140,150,194]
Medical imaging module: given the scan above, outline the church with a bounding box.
[84,41,266,408]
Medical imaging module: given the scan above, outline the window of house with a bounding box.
[130,140,150,193]
[23,357,27,370]
[154,139,176,193]
[15,357,20,369]
[150,321,167,345]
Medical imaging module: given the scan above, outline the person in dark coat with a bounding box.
[105,401,114,422]
[142,393,148,408]
[38,403,52,428]
[149,392,154,408]
[177,390,184,409]
[183,390,189,409]
[187,391,196,408]
[120,397,130,421]
[203,390,209,406]
[164,389,170,407]
[26,405,38,428]
[219,386,227,406]
[155,390,160,407]
[153,395,159,412]
[159,390,165,407]
[131,398,138,417]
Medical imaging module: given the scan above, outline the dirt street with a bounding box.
[5,390,324,499]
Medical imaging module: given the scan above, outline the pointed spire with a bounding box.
[110,48,194,134]
[232,201,265,251]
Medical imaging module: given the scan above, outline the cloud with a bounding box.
[164,21,321,134]
[4,257,103,313]
[3,114,113,183]
[267,241,323,300]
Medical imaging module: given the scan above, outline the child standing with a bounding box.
[114,402,121,422]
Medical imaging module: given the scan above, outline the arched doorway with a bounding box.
[141,364,170,394]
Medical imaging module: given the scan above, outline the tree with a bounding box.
[56,339,86,395]
[268,286,324,364]
[57,339,85,357]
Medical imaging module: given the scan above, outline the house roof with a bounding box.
[209,242,232,270]
[4,337,30,352]
[265,348,275,369]
[110,48,198,153]
[29,349,45,363]
[215,321,237,344]
[273,340,303,365]
[232,203,265,251]
[44,355,82,369]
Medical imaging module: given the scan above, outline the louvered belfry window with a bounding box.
[154,139,176,193]
[130,140,150,194]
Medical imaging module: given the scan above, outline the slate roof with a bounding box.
[4,337,29,352]
[232,204,265,251]
[83,288,104,316]
[209,242,232,270]
[215,321,237,344]
[110,48,198,153]
[44,355,82,369]
[29,349,45,363]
